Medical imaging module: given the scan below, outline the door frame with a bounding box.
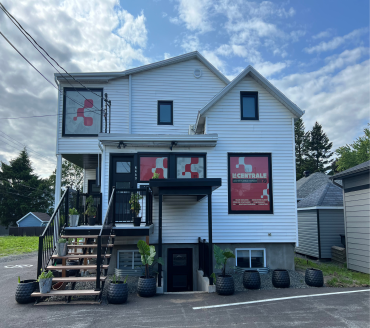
[167,248,193,292]
[109,153,137,195]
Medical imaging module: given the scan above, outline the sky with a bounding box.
[0,0,369,178]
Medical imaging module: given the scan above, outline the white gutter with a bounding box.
[297,206,344,211]
[98,133,218,142]
[129,74,132,134]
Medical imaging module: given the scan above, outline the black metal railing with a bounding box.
[114,187,153,226]
[95,187,115,291]
[75,192,102,225]
[198,237,210,278]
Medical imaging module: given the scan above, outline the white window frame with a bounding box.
[235,248,266,268]
[117,250,140,269]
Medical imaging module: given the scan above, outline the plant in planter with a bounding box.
[69,208,79,227]
[152,170,160,179]
[305,268,324,287]
[56,238,68,257]
[129,193,143,226]
[37,270,54,294]
[211,245,236,295]
[243,270,261,289]
[108,275,128,304]
[85,196,97,226]
[137,240,164,297]
[15,276,38,304]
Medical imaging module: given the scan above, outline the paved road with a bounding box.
[1,254,369,328]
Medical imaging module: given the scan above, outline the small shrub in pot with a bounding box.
[243,270,261,289]
[37,270,54,294]
[85,196,97,226]
[211,245,235,295]
[15,276,38,304]
[56,238,68,257]
[129,193,143,227]
[69,208,79,227]
[305,268,324,287]
[137,240,163,297]
[108,275,128,304]
[272,269,290,288]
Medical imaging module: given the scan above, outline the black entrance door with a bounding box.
[167,248,193,292]
[111,155,135,223]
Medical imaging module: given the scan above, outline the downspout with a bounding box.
[292,117,299,247]
[129,74,132,134]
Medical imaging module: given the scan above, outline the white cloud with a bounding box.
[162,12,167,18]
[254,61,288,77]
[304,28,368,54]
[181,34,201,52]
[312,29,333,40]
[117,10,148,47]
[164,52,171,59]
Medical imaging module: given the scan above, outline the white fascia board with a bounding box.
[98,133,218,142]
[297,206,344,211]
[199,65,304,118]
[16,212,43,225]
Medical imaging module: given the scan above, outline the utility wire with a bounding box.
[0,191,34,199]
[0,178,51,192]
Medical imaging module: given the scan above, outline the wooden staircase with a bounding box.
[32,235,115,304]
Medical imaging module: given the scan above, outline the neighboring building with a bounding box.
[332,160,370,274]
[296,171,333,201]
[49,51,304,293]
[16,212,50,227]
[296,181,345,259]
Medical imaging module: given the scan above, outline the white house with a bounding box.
[47,51,304,294]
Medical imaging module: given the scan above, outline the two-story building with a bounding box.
[52,51,304,293]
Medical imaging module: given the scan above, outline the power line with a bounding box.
[0,178,51,193]
[0,191,33,199]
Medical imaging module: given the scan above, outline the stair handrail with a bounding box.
[95,187,115,291]
[37,187,69,277]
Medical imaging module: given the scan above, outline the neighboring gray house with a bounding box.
[296,172,334,201]
[16,212,50,227]
[332,160,370,274]
[296,181,345,259]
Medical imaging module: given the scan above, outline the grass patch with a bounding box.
[295,257,370,287]
[0,236,39,257]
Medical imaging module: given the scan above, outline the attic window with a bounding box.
[240,92,259,120]
[158,101,173,125]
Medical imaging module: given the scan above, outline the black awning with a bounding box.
[149,178,221,198]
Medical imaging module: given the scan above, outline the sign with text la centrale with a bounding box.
[63,88,103,136]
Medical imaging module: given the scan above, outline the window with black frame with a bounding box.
[157,101,173,125]
[240,91,258,120]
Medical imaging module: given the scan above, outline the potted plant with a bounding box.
[129,193,143,226]
[305,268,324,287]
[152,170,160,179]
[85,196,97,226]
[37,270,54,294]
[15,276,38,304]
[243,270,261,289]
[137,240,164,297]
[211,245,235,295]
[107,275,128,304]
[56,238,68,257]
[69,208,79,227]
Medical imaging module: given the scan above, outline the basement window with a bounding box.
[117,250,142,276]
[240,92,259,120]
[158,101,173,125]
[235,248,266,268]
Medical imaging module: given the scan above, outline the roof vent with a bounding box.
[194,68,202,78]
[303,171,310,177]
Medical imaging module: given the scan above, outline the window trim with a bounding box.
[138,153,170,183]
[157,100,173,125]
[228,153,273,214]
[62,87,104,137]
[240,91,259,120]
[235,248,266,268]
[117,250,142,276]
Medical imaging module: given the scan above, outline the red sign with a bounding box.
[140,157,168,181]
[229,155,271,212]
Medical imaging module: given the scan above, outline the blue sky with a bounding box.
[0,0,369,177]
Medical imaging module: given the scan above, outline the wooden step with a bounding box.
[52,276,107,282]
[61,235,116,239]
[34,300,101,305]
[47,265,109,270]
[67,244,114,248]
[31,290,101,297]
[52,254,111,259]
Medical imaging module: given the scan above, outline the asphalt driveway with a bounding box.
[1,254,369,328]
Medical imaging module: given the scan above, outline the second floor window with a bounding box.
[240,92,259,120]
[158,101,173,125]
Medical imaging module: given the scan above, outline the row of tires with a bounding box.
[216,268,324,295]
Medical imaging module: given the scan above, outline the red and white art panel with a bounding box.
[176,157,204,179]
[229,155,271,212]
[140,157,168,181]
[64,90,102,135]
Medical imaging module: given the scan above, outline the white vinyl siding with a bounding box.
[83,169,97,193]
[296,210,319,258]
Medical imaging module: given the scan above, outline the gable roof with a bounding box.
[16,212,50,225]
[55,51,230,84]
[198,65,304,118]
[296,172,333,199]
[297,182,343,208]
[332,160,370,180]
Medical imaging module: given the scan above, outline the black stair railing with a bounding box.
[198,237,210,279]
[95,187,115,291]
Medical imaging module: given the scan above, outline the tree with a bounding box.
[0,149,54,227]
[295,118,310,179]
[335,125,370,171]
[305,122,333,173]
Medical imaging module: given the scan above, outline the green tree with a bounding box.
[295,118,310,179]
[0,149,54,227]
[305,122,333,173]
[335,125,370,171]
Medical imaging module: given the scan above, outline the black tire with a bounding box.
[15,280,37,304]
[272,269,290,288]
[305,268,324,287]
[243,270,261,289]
[107,282,128,304]
[216,275,234,295]
[137,276,156,297]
